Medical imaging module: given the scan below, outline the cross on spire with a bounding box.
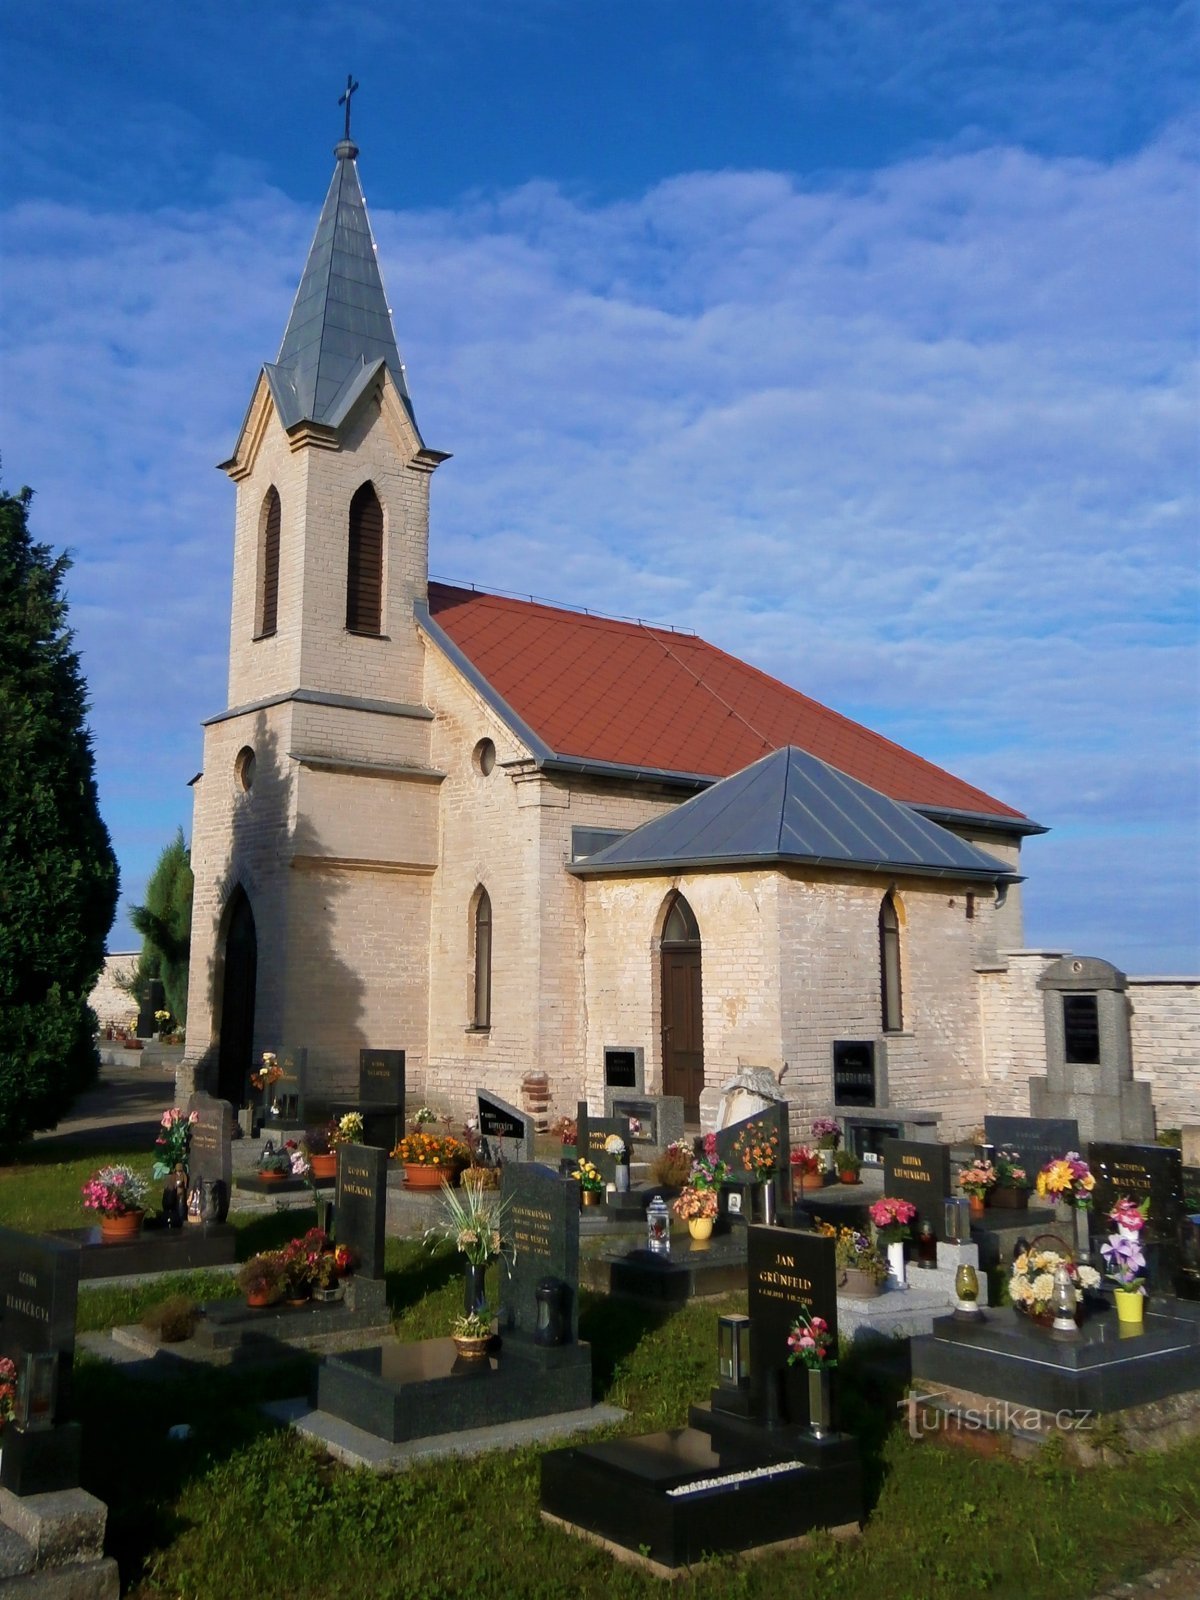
[338,74,359,142]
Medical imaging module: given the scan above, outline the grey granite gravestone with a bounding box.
[1088,1141,1185,1293]
[476,1087,533,1163]
[984,1115,1080,1183]
[335,1144,387,1281]
[576,1102,628,1183]
[186,1092,233,1222]
[501,1163,580,1342]
[1030,958,1154,1141]
[746,1224,838,1430]
[882,1138,951,1236]
[605,1094,686,1150]
[0,1230,82,1494]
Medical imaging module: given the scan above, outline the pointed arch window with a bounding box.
[662,892,700,945]
[257,487,281,638]
[472,888,492,1029]
[346,482,383,635]
[879,892,903,1033]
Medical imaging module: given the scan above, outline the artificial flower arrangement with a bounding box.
[250,1052,283,1093]
[957,1159,997,1199]
[1036,1151,1095,1208]
[786,1307,837,1369]
[257,1138,309,1178]
[689,1133,729,1191]
[151,1107,198,1179]
[330,1112,364,1146]
[604,1133,627,1162]
[452,1307,492,1343]
[552,1115,578,1147]
[1100,1196,1150,1294]
[280,1228,331,1298]
[154,1008,172,1036]
[627,1116,642,1139]
[789,1146,822,1177]
[816,1221,889,1284]
[651,1138,696,1188]
[992,1146,1030,1190]
[424,1181,515,1270]
[414,1106,439,1127]
[811,1117,841,1151]
[730,1120,781,1179]
[0,1356,16,1432]
[572,1157,605,1194]
[672,1186,718,1222]
[301,1127,332,1159]
[1009,1245,1101,1318]
[868,1196,918,1244]
[81,1164,149,1218]
[393,1130,471,1168]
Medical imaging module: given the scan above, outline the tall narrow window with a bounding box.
[257,487,280,637]
[472,888,492,1028]
[346,482,383,635]
[879,893,903,1033]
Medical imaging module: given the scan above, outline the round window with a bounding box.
[473,738,496,776]
[235,746,256,792]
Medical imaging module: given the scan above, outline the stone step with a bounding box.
[0,1523,35,1581]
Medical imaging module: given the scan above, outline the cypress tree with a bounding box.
[0,487,119,1145]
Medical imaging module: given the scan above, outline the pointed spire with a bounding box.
[265,94,414,434]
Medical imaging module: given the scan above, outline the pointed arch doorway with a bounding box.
[660,892,704,1120]
[217,889,257,1107]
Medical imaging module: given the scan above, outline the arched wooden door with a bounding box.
[217,889,257,1107]
[660,893,704,1120]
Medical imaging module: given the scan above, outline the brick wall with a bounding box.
[89,952,139,1029]
[1128,978,1200,1129]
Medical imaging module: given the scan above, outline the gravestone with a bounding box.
[882,1138,951,1235]
[1088,1140,1185,1293]
[275,1046,307,1122]
[984,1115,1080,1184]
[358,1049,405,1151]
[0,1230,82,1494]
[715,1101,790,1217]
[186,1092,233,1222]
[746,1224,838,1428]
[832,1040,877,1108]
[335,1144,387,1280]
[501,1163,581,1342]
[603,1046,644,1092]
[1030,958,1154,1141]
[576,1102,628,1183]
[605,1094,686,1151]
[476,1087,534,1164]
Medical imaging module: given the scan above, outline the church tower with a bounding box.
[184,105,447,1106]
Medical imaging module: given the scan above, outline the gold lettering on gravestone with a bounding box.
[5,1295,49,1322]
[1112,1163,1150,1190]
[343,1184,372,1197]
[511,1203,552,1257]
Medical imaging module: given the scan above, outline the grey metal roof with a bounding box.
[569,745,1019,882]
[264,140,416,434]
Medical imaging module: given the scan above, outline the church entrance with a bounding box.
[660,893,704,1121]
[217,889,257,1107]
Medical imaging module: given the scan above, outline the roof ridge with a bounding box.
[428,578,698,637]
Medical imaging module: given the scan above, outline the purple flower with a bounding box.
[1101,1232,1146,1287]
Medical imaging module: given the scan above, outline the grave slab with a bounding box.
[47,1223,235,1282]
[583,1231,747,1306]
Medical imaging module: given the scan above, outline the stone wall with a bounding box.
[89,951,139,1029]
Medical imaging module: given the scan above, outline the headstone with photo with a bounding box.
[1088,1140,1185,1293]
[335,1144,388,1281]
[715,1100,790,1219]
[882,1138,951,1236]
[476,1087,534,1164]
[0,1230,82,1494]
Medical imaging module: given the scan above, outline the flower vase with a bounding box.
[1113,1287,1145,1327]
[1074,1207,1093,1265]
[688,1217,714,1242]
[614,1164,630,1194]
[968,1195,985,1220]
[464,1261,488,1316]
[886,1240,907,1290]
[807,1367,833,1438]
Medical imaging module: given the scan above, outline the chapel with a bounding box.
[182,127,1047,1144]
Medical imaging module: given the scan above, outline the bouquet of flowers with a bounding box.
[154,1008,172,1035]
[811,1117,841,1151]
[672,1186,718,1222]
[424,1181,515,1269]
[992,1147,1029,1190]
[250,1052,284,1093]
[82,1165,149,1217]
[651,1138,695,1188]
[1009,1245,1101,1318]
[152,1107,199,1179]
[330,1112,364,1146]
[790,1146,821,1177]
[690,1132,729,1191]
[257,1139,308,1178]
[0,1357,16,1432]
[1101,1196,1150,1292]
[393,1131,471,1168]
[572,1157,605,1194]
[819,1223,889,1284]
[280,1227,331,1296]
[957,1159,997,1199]
[552,1116,578,1147]
[730,1120,780,1179]
[604,1133,627,1162]
[868,1196,917,1244]
[786,1307,837,1369]
[1036,1151,1095,1209]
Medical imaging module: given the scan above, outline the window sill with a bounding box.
[464,1024,491,1034]
[345,629,391,641]
[252,630,278,643]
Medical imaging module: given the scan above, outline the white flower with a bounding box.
[1031,1273,1055,1302]
[1077,1265,1101,1289]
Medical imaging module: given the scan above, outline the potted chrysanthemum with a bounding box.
[82,1165,150,1242]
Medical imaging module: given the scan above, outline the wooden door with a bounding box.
[662,946,704,1120]
[217,891,257,1107]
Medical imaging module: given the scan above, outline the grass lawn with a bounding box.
[4,1143,1199,1599]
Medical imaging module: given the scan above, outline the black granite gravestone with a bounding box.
[603,1047,642,1091]
[0,1229,82,1493]
[335,1144,387,1280]
[1088,1140,1185,1293]
[501,1163,580,1342]
[576,1103,627,1183]
[715,1103,790,1218]
[746,1224,837,1428]
[275,1047,307,1122]
[187,1093,233,1223]
[882,1138,951,1236]
[476,1088,533,1162]
[984,1116,1080,1183]
[832,1040,876,1108]
[358,1049,405,1149]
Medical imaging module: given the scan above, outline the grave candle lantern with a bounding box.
[534,1277,569,1347]
[1050,1263,1079,1336]
[717,1314,751,1390]
[14,1351,58,1432]
[943,1197,971,1243]
[646,1194,670,1255]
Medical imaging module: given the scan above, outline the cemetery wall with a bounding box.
[89,950,139,1028]
[976,950,1058,1116]
[1127,978,1200,1129]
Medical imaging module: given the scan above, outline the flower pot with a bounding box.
[403,1164,454,1190]
[688,1217,714,1241]
[968,1195,985,1219]
[989,1186,1028,1210]
[452,1335,491,1361]
[807,1367,833,1438]
[285,1293,310,1307]
[838,1171,860,1185]
[258,1170,287,1185]
[245,1289,280,1309]
[793,1172,824,1195]
[839,1267,883,1299]
[1113,1287,1145,1327]
[100,1209,144,1243]
[309,1153,337,1181]
[581,1189,602,1207]
[886,1241,907,1290]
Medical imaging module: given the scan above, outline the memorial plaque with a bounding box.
[603,1046,643,1091]
[186,1093,233,1221]
[833,1041,875,1108]
[501,1164,580,1341]
[1088,1140,1185,1293]
[882,1138,951,1235]
[275,1046,307,1121]
[576,1103,628,1182]
[746,1225,837,1427]
[358,1048,405,1107]
[335,1144,387,1280]
[984,1116,1080,1183]
[476,1088,534,1162]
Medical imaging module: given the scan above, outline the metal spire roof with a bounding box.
[263,136,416,434]
[569,745,1020,883]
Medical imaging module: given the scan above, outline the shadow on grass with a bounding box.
[385,1240,460,1315]
[0,1134,152,1170]
[578,1289,676,1401]
[837,1336,911,1511]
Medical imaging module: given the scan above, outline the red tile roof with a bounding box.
[426,582,1027,822]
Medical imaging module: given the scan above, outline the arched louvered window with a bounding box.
[879,892,903,1033]
[346,482,383,635]
[472,888,492,1029]
[257,487,280,638]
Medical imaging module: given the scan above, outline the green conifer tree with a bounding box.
[0,487,119,1144]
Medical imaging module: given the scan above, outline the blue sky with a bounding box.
[2,0,1197,972]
